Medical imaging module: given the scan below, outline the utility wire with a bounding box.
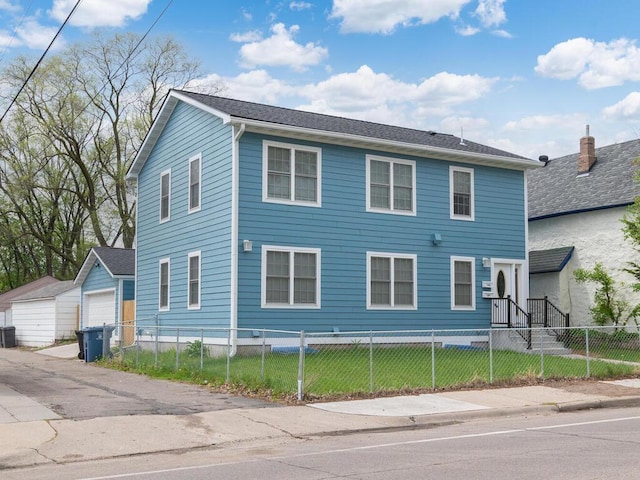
[0,0,83,125]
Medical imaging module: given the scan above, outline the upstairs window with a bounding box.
[450,166,474,220]
[263,141,321,206]
[367,252,417,309]
[188,154,201,213]
[160,170,171,222]
[367,156,416,215]
[262,246,321,308]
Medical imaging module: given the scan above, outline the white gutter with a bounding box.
[229,123,245,356]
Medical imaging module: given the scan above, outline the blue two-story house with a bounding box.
[127,90,541,351]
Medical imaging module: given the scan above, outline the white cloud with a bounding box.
[535,37,640,89]
[455,25,480,36]
[503,113,586,131]
[0,0,20,13]
[49,0,150,28]
[491,29,512,38]
[330,0,471,34]
[474,0,506,28]
[238,23,328,72]
[290,1,313,10]
[15,18,64,50]
[230,30,262,43]
[602,92,640,120]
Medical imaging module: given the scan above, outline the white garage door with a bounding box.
[84,291,115,327]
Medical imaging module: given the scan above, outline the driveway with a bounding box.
[0,346,275,421]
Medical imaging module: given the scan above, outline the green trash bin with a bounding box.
[83,326,115,362]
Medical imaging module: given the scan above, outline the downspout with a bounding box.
[230,123,245,356]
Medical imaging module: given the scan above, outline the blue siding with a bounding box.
[122,280,135,301]
[237,133,526,332]
[136,101,233,328]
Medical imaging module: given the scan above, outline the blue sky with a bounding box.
[1,0,640,159]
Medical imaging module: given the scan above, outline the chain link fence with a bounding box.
[98,323,640,400]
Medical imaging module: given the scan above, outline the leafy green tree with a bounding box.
[574,263,639,328]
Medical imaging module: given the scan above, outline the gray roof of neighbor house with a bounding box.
[74,247,135,286]
[529,246,575,274]
[528,138,640,220]
[12,280,78,302]
[128,90,541,179]
[0,276,61,312]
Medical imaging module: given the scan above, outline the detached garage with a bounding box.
[75,247,135,343]
[11,281,81,347]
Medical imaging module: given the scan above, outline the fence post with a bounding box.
[489,329,493,384]
[431,330,436,389]
[585,328,590,378]
[540,327,545,380]
[261,329,266,382]
[369,331,373,394]
[154,315,159,368]
[200,329,204,371]
[119,322,124,364]
[507,296,512,328]
[175,328,180,370]
[135,326,139,369]
[297,331,305,401]
[226,329,231,383]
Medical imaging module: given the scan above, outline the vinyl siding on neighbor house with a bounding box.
[236,133,527,332]
[135,101,233,327]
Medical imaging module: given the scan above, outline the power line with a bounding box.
[0,0,83,125]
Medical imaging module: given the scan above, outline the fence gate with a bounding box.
[122,300,135,346]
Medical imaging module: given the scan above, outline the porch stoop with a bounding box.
[492,327,572,355]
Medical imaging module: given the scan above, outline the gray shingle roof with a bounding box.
[529,246,575,274]
[528,138,640,219]
[175,90,528,160]
[0,276,60,312]
[12,280,77,302]
[92,247,135,276]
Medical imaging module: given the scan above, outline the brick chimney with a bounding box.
[578,125,596,174]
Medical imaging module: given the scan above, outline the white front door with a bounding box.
[491,261,525,325]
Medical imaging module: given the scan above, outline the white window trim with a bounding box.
[159,258,170,311]
[187,251,201,310]
[262,140,322,207]
[188,153,202,214]
[450,256,476,311]
[366,251,418,310]
[261,245,321,309]
[366,155,417,216]
[159,169,171,223]
[450,166,475,221]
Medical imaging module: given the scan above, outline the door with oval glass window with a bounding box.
[491,262,523,325]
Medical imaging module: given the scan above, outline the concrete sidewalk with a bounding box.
[1,345,640,468]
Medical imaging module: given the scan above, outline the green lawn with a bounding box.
[112,344,639,400]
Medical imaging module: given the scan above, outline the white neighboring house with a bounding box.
[0,276,60,327]
[528,130,640,325]
[10,280,81,347]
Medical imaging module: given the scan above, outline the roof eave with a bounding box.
[232,117,541,170]
[126,91,232,180]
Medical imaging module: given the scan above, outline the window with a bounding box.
[262,246,321,308]
[188,154,201,213]
[159,259,170,310]
[366,155,416,215]
[263,141,321,206]
[451,256,475,310]
[450,166,474,220]
[160,170,171,222]
[367,252,417,309]
[188,251,201,309]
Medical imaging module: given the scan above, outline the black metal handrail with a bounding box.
[527,297,570,336]
[490,296,532,348]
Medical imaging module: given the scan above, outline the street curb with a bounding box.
[555,396,640,412]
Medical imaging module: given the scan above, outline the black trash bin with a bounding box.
[0,326,16,348]
[75,330,84,359]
